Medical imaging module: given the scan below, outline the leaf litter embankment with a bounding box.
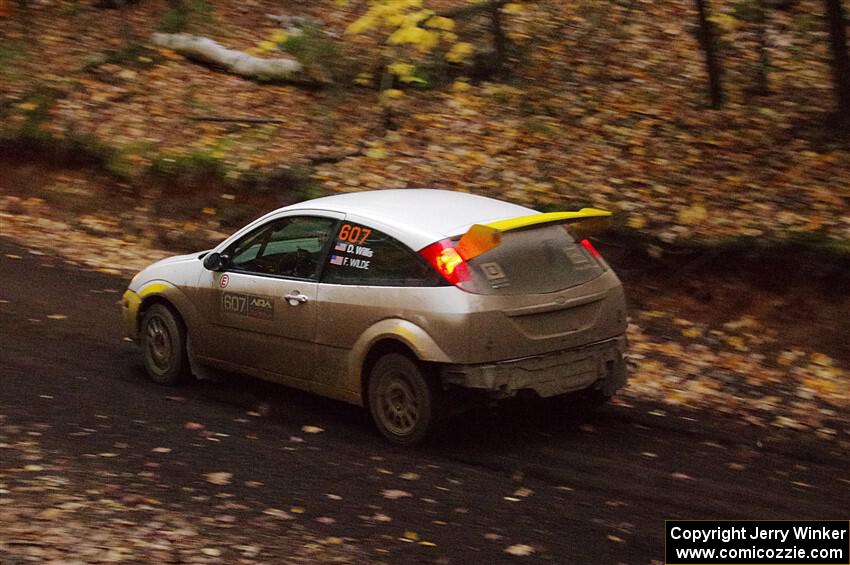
[0,156,847,443]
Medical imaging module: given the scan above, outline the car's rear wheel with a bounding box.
[368,353,439,446]
[141,303,189,385]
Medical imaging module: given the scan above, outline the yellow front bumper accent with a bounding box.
[122,289,142,339]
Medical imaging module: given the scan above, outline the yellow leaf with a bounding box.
[627,214,646,229]
[446,42,474,63]
[681,327,702,339]
[708,13,741,32]
[366,147,387,159]
[258,40,277,51]
[270,30,288,44]
[678,204,708,225]
[725,336,747,351]
[503,3,525,15]
[452,80,471,92]
[354,72,373,86]
[388,62,415,78]
[811,352,833,366]
[403,530,419,541]
[426,16,455,31]
[382,89,404,100]
[17,101,38,111]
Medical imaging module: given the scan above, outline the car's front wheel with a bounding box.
[140,303,190,385]
[367,353,440,446]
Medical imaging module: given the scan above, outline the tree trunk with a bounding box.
[824,0,850,128]
[695,0,724,108]
[488,1,507,75]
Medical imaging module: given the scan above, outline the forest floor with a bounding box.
[1,0,849,248]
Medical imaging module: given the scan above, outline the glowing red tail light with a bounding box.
[580,239,609,270]
[419,239,471,286]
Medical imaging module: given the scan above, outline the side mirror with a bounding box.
[203,252,230,271]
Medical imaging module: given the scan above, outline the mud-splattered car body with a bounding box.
[122,189,628,444]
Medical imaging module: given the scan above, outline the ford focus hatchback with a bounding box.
[122,189,628,445]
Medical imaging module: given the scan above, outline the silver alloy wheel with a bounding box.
[377,373,420,436]
[144,313,174,372]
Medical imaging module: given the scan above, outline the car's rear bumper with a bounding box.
[441,335,628,399]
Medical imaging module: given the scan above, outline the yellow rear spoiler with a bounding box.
[456,208,612,261]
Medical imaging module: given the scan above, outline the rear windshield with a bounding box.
[458,225,603,295]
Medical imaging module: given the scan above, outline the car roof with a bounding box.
[281,189,537,250]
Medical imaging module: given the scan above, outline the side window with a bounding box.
[228,216,337,280]
[322,222,442,287]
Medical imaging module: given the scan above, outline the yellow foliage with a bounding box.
[708,13,741,32]
[270,30,288,44]
[503,2,525,15]
[258,40,277,52]
[446,41,474,63]
[388,25,439,52]
[388,62,415,77]
[452,80,471,92]
[426,16,454,31]
[355,72,374,86]
[382,88,405,99]
[346,15,376,35]
[346,1,465,90]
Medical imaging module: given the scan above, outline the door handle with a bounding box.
[284,291,309,306]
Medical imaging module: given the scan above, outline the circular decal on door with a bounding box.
[219,273,230,288]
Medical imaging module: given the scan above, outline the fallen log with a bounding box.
[151,32,320,84]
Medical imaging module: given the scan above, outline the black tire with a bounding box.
[140,303,190,385]
[367,353,440,446]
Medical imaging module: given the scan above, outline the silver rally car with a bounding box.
[122,189,628,444]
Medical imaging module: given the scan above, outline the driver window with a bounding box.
[228,216,337,280]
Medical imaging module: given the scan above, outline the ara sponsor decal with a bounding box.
[219,273,230,288]
[221,292,274,320]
